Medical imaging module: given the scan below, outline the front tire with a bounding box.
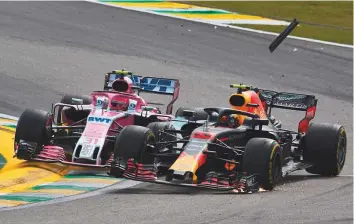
[242,138,283,190]
[14,109,51,160]
[109,125,156,177]
[303,123,347,176]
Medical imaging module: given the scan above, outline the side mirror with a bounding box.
[182,110,194,118]
[71,98,84,104]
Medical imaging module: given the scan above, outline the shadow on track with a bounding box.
[108,174,352,196]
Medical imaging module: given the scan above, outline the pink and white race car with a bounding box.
[14,70,180,168]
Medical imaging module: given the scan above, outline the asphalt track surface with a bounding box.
[0,2,352,224]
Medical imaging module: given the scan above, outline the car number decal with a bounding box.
[80,144,95,158]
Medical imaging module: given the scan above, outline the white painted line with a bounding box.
[86,0,353,49]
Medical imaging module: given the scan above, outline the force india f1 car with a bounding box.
[108,20,347,192]
[13,70,181,168]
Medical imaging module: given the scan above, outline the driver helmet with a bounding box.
[110,100,129,111]
[220,114,240,128]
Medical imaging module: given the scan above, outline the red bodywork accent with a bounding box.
[298,106,316,133]
[219,137,229,142]
[193,153,207,168]
[191,132,215,140]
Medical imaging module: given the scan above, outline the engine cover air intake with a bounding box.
[229,94,246,107]
[112,80,129,92]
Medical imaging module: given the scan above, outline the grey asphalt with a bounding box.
[0,2,352,224]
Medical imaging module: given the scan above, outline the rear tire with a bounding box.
[56,94,91,123]
[110,125,156,177]
[303,123,347,176]
[242,138,283,190]
[14,109,51,160]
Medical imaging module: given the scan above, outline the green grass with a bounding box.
[183,1,353,45]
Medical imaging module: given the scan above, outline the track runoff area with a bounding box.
[0,115,129,209]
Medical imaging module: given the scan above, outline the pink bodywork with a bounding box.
[35,78,175,167]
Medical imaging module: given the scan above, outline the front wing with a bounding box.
[111,159,260,193]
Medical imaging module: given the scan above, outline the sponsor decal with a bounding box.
[268,100,307,109]
[128,99,137,111]
[246,175,257,186]
[186,142,206,150]
[79,137,101,158]
[88,116,111,124]
[80,144,95,158]
[95,96,108,108]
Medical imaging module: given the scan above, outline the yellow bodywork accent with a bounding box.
[170,154,205,183]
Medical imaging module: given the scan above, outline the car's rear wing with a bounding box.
[258,89,317,112]
[138,76,180,114]
[258,89,318,133]
[104,71,180,114]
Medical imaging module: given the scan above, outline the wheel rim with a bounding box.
[337,136,346,167]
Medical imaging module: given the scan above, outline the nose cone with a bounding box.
[169,151,207,183]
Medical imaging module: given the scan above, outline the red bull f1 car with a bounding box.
[107,20,347,192]
[13,70,181,168]
[108,83,347,193]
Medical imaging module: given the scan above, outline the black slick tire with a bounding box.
[110,125,156,177]
[303,123,347,176]
[242,138,283,191]
[14,109,51,160]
